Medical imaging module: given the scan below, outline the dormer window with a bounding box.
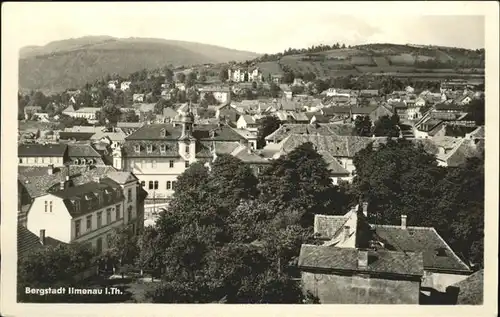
[160,144,166,153]
[134,145,141,153]
[160,129,166,137]
[147,144,153,153]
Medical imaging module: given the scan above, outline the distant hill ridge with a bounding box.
[19,36,261,93]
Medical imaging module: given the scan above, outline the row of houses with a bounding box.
[297,203,478,304]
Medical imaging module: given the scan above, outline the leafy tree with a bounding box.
[106,224,139,266]
[136,226,164,278]
[201,92,218,106]
[219,66,229,83]
[354,115,373,137]
[256,115,281,148]
[269,82,281,98]
[352,138,445,226]
[99,104,122,125]
[372,114,400,137]
[124,110,140,123]
[187,88,199,103]
[175,72,186,84]
[283,71,294,84]
[154,98,173,114]
[258,142,340,227]
[185,72,197,88]
[465,96,485,126]
[163,67,174,83]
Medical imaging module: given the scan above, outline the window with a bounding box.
[19,158,23,164]
[107,233,112,248]
[86,215,92,231]
[106,209,111,224]
[115,204,121,220]
[160,129,166,137]
[75,220,81,238]
[166,181,171,190]
[44,201,48,212]
[152,160,157,168]
[160,145,166,153]
[148,181,154,190]
[140,181,145,188]
[128,188,132,202]
[147,145,153,153]
[128,206,133,221]
[185,145,189,154]
[134,145,140,153]
[49,157,53,163]
[35,157,39,163]
[169,160,174,168]
[49,201,53,213]
[154,181,159,190]
[185,161,190,168]
[97,212,103,228]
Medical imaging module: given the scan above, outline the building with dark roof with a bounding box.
[112,108,268,201]
[25,170,145,254]
[18,144,68,167]
[301,205,473,303]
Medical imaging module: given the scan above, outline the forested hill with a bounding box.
[18,36,261,93]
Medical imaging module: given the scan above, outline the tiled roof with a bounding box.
[290,112,309,122]
[298,244,424,277]
[211,141,241,155]
[133,103,156,113]
[117,122,145,129]
[18,144,67,157]
[67,143,102,158]
[241,115,256,124]
[453,269,483,305]
[231,146,270,164]
[125,123,242,142]
[279,100,300,111]
[59,132,95,141]
[438,138,483,167]
[322,107,351,116]
[264,123,338,142]
[372,225,471,273]
[352,106,378,114]
[64,126,105,134]
[18,165,117,198]
[51,179,123,217]
[90,130,126,142]
[314,214,349,239]
[467,126,485,139]
[278,134,377,158]
[321,152,351,175]
[106,171,138,184]
[76,107,100,113]
[434,103,464,112]
[162,107,178,118]
[17,225,43,258]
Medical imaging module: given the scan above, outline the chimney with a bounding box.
[362,202,368,217]
[39,229,46,245]
[47,164,54,175]
[343,226,350,242]
[401,215,407,229]
[358,250,368,269]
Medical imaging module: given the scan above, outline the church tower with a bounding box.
[112,146,123,170]
[178,103,197,162]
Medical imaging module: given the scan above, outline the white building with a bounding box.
[25,172,146,253]
[62,105,100,121]
[199,86,231,105]
[121,81,132,91]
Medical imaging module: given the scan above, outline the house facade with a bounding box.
[199,86,231,105]
[25,172,146,253]
[62,106,99,121]
[18,144,68,167]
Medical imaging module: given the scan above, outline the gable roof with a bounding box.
[314,214,349,239]
[298,244,424,277]
[18,144,67,157]
[162,107,178,118]
[67,143,102,158]
[240,115,256,124]
[17,225,43,257]
[372,225,471,273]
[59,132,96,141]
[452,269,484,305]
[264,123,338,143]
[106,171,138,184]
[18,165,117,198]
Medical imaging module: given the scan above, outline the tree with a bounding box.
[175,72,186,83]
[465,96,485,126]
[201,92,218,106]
[154,98,173,114]
[219,67,229,83]
[256,115,281,148]
[124,110,140,122]
[372,114,400,137]
[354,115,373,137]
[186,72,197,88]
[187,88,199,103]
[258,142,341,227]
[99,104,122,125]
[163,67,174,83]
[106,224,139,267]
[136,226,164,278]
[283,71,294,84]
[352,138,445,226]
[269,82,281,98]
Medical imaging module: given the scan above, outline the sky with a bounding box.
[4,2,487,54]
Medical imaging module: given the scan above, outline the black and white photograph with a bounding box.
[1,1,498,316]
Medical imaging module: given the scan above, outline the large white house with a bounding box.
[62,105,100,121]
[25,171,146,253]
